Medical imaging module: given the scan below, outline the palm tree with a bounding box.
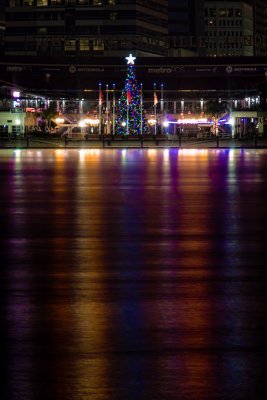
[42,104,58,131]
[205,99,229,138]
[204,99,229,120]
[204,99,229,146]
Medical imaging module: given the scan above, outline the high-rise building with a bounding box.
[4,0,168,57]
[0,3,5,50]
[203,1,254,56]
[264,1,267,38]
[168,0,204,56]
[168,0,266,57]
[240,0,265,55]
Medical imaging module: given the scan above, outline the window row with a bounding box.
[205,8,242,18]
[207,42,243,49]
[206,19,242,27]
[206,31,243,37]
[7,10,120,19]
[9,0,116,6]
[5,36,160,52]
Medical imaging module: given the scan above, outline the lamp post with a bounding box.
[213,116,219,148]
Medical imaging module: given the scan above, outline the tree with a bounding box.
[42,103,58,131]
[205,99,229,136]
[116,54,147,135]
[204,98,229,120]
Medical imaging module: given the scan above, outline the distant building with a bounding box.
[168,0,205,56]
[168,0,266,57]
[4,0,168,57]
[203,1,254,56]
[0,4,5,50]
[246,0,266,55]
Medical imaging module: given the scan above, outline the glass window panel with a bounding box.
[37,0,48,6]
[65,40,76,51]
[9,0,21,6]
[23,0,34,5]
[80,39,90,50]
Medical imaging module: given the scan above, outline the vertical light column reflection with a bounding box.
[71,149,112,399]
[2,151,35,400]
[109,149,151,399]
[143,149,217,399]
[215,149,264,398]
[6,149,82,400]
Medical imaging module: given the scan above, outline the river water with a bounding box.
[1,148,267,400]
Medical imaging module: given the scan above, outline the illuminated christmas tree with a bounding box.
[116,54,147,135]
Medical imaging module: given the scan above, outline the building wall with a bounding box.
[168,0,266,57]
[4,0,168,57]
[0,111,26,137]
[0,3,5,50]
[246,0,265,55]
[203,1,254,56]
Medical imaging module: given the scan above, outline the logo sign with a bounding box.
[69,65,77,74]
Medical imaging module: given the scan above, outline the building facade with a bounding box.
[0,3,5,50]
[4,0,168,57]
[246,0,266,55]
[203,1,254,57]
[168,0,205,56]
[168,0,267,57]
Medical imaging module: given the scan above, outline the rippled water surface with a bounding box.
[1,148,267,400]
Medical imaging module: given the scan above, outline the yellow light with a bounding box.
[176,118,208,124]
[83,118,100,126]
[55,118,64,124]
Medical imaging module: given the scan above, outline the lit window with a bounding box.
[93,39,104,50]
[51,0,64,4]
[38,27,47,34]
[77,0,89,4]
[65,40,76,51]
[12,125,22,133]
[109,0,116,4]
[80,39,90,51]
[110,12,117,20]
[37,0,48,6]
[9,0,20,6]
[23,0,34,5]
[219,8,226,17]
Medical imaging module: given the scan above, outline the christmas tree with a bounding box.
[116,54,147,135]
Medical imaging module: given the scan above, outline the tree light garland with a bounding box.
[116,55,147,135]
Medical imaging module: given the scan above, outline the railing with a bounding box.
[0,132,265,149]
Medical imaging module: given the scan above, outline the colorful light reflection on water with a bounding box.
[1,148,267,400]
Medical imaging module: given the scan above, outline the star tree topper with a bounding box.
[125,53,136,65]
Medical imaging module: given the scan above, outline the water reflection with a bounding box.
[1,149,267,400]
